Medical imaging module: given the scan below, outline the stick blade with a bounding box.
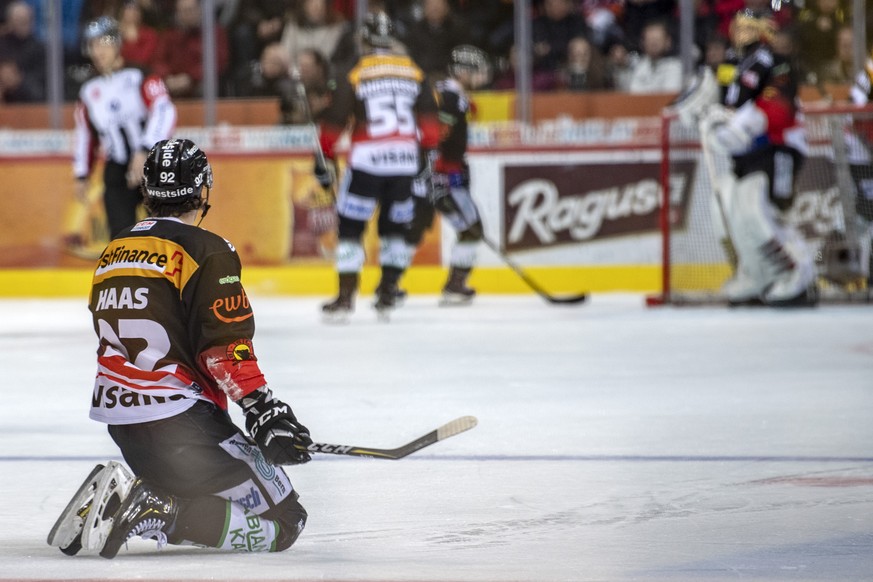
[436,415,478,441]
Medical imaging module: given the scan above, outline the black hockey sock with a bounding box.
[166,496,230,547]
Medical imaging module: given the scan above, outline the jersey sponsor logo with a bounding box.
[369,149,416,166]
[741,70,759,88]
[145,185,195,199]
[227,513,270,552]
[219,275,240,285]
[231,486,262,511]
[93,238,197,292]
[94,286,149,311]
[92,383,187,409]
[142,76,169,101]
[210,289,253,323]
[131,220,157,231]
[226,338,255,361]
[98,243,169,270]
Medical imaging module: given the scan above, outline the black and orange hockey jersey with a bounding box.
[89,217,266,425]
[318,51,441,176]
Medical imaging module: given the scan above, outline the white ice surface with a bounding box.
[1,294,872,581]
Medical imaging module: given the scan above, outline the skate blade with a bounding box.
[47,463,106,550]
[321,310,352,324]
[439,293,474,307]
[81,461,135,551]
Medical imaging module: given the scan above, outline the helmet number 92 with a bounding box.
[160,171,175,183]
[365,93,415,138]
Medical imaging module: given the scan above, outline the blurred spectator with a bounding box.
[280,0,346,64]
[226,0,292,96]
[703,33,728,72]
[797,0,848,86]
[152,0,229,98]
[244,44,332,125]
[627,20,682,93]
[0,56,35,101]
[713,0,745,39]
[0,0,14,28]
[131,0,176,30]
[622,0,676,53]
[0,1,44,101]
[119,1,159,69]
[404,0,471,80]
[557,35,611,90]
[819,24,854,85]
[492,43,558,91]
[605,39,637,91]
[693,0,719,61]
[578,0,625,52]
[23,0,86,65]
[532,0,589,73]
[461,0,514,59]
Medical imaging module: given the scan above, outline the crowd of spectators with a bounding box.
[0,0,871,107]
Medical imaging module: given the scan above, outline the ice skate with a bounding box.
[722,270,767,306]
[99,478,179,559]
[765,264,818,307]
[439,267,476,306]
[375,283,407,307]
[373,284,399,321]
[47,461,135,555]
[373,266,404,321]
[321,273,357,324]
[321,295,354,323]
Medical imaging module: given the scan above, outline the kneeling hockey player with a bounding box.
[48,139,312,558]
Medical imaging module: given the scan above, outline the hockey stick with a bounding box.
[298,415,477,460]
[292,66,334,196]
[482,237,588,305]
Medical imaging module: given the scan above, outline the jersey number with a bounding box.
[97,318,171,372]
[365,94,415,138]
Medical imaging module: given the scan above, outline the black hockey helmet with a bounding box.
[82,16,121,55]
[449,45,491,86]
[143,139,213,203]
[360,11,395,50]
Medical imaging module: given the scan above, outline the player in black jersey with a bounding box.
[316,11,441,322]
[405,45,489,305]
[48,139,311,559]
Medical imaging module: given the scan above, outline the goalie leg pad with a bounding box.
[719,172,784,300]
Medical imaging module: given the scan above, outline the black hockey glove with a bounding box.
[314,158,335,189]
[241,387,312,465]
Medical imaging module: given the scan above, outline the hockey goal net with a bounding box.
[649,103,873,305]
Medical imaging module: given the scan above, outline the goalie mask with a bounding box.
[449,45,491,89]
[730,8,776,49]
[360,11,395,51]
[143,139,213,203]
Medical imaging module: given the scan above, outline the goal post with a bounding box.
[649,102,873,305]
